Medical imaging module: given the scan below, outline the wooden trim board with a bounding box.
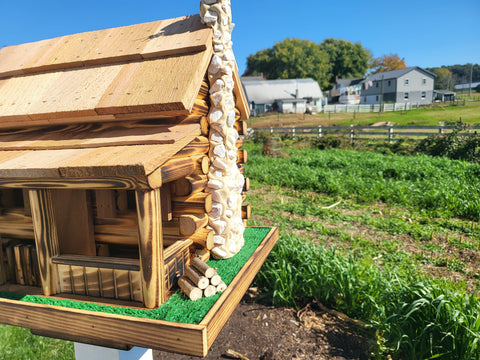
[0,227,278,357]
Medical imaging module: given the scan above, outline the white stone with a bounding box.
[215,169,223,178]
[209,108,223,123]
[211,131,223,143]
[237,173,245,188]
[213,235,225,245]
[229,241,237,254]
[227,149,237,160]
[211,92,223,106]
[223,49,235,62]
[210,203,223,218]
[214,30,222,40]
[211,189,223,202]
[224,94,234,108]
[221,65,233,77]
[208,54,222,74]
[210,79,224,93]
[213,144,226,158]
[208,179,223,189]
[227,194,238,208]
[212,219,227,234]
[227,110,236,126]
[226,134,236,147]
[225,209,233,218]
[212,247,227,259]
[224,77,234,92]
[213,157,227,170]
[203,10,218,24]
[214,44,224,52]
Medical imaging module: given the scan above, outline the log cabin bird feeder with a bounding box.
[0,1,278,356]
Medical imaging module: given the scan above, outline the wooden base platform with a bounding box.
[0,227,278,357]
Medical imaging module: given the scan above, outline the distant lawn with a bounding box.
[248,100,480,128]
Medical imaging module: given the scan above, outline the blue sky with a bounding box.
[0,0,478,76]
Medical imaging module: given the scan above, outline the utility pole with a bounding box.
[469,63,473,97]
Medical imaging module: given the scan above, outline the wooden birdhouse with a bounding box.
[0,10,278,356]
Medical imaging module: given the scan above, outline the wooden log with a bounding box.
[172,136,209,159]
[198,79,209,100]
[22,189,31,216]
[191,99,210,116]
[238,164,245,174]
[172,175,208,196]
[179,214,208,236]
[191,257,216,278]
[200,116,209,137]
[159,157,196,184]
[177,116,209,137]
[236,137,244,149]
[194,248,210,262]
[95,190,117,219]
[0,238,6,285]
[184,266,209,290]
[237,150,247,164]
[241,204,251,220]
[234,121,247,136]
[164,239,193,263]
[172,193,212,214]
[203,285,216,298]
[243,177,250,192]
[13,244,25,285]
[94,225,138,246]
[178,276,202,301]
[135,189,165,309]
[29,189,60,296]
[210,274,222,286]
[5,244,15,282]
[160,183,172,222]
[234,107,241,121]
[216,281,227,293]
[190,228,214,250]
[21,244,36,286]
[191,155,210,175]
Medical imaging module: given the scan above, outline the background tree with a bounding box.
[244,38,331,89]
[430,68,454,90]
[371,53,407,73]
[318,38,371,87]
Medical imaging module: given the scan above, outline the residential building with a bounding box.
[362,67,436,104]
[241,78,323,115]
[330,67,436,105]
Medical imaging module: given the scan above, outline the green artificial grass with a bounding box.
[0,227,272,325]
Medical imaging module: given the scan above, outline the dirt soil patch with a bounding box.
[154,295,374,360]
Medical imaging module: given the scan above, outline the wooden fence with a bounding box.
[323,103,413,113]
[254,124,480,143]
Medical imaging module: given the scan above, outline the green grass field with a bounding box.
[245,141,480,359]
[248,97,480,128]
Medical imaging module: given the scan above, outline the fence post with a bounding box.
[388,126,394,144]
[270,127,273,134]
[350,124,354,144]
[439,123,444,134]
[292,126,296,139]
[318,125,322,138]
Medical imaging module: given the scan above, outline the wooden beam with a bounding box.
[135,189,165,308]
[0,177,150,190]
[29,189,60,296]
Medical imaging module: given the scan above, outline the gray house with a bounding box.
[361,67,436,105]
[241,78,323,115]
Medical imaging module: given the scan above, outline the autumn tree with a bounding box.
[318,38,372,87]
[371,53,407,73]
[244,38,331,89]
[430,67,454,90]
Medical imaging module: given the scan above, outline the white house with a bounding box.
[241,78,323,115]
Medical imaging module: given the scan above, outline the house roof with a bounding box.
[336,78,364,87]
[365,67,436,82]
[0,15,249,129]
[242,78,322,105]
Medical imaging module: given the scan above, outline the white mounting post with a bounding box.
[74,343,153,360]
